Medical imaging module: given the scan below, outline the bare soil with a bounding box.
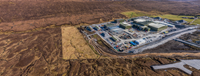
[62,26,99,60]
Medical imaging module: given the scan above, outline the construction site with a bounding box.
[81,16,199,54]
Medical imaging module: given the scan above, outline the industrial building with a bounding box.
[83,16,187,53]
[131,19,168,31]
[132,19,168,31]
[154,17,162,20]
[131,18,172,30]
[175,20,187,24]
[86,26,92,31]
[130,41,137,46]
[109,26,124,34]
[110,36,117,42]
[105,23,115,28]
[135,38,146,45]
[154,21,175,28]
[129,18,137,21]
[148,23,168,31]
[93,26,100,31]
[134,18,147,23]
[119,22,132,29]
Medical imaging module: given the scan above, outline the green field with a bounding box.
[151,14,194,22]
[121,11,199,25]
[121,11,151,18]
[121,11,165,18]
[191,19,200,25]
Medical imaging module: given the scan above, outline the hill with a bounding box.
[0,0,200,32]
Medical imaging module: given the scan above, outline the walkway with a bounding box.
[152,59,200,75]
[190,18,197,25]
[174,39,200,48]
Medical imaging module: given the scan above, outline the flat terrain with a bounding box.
[62,26,99,60]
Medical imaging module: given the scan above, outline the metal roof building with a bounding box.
[154,17,162,20]
[109,26,124,34]
[105,24,115,28]
[135,38,146,45]
[154,21,175,28]
[119,22,132,29]
[176,20,187,23]
[134,19,147,23]
[148,23,168,31]
[130,41,137,46]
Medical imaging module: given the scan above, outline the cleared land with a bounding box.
[62,26,99,60]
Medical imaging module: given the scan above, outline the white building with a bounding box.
[135,38,146,45]
[153,21,175,28]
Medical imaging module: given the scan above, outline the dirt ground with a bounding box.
[62,26,99,60]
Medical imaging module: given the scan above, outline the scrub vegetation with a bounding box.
[62,26,99,60]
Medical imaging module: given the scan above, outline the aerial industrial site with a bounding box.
[81,16,199,54]
[1,0,200,75]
